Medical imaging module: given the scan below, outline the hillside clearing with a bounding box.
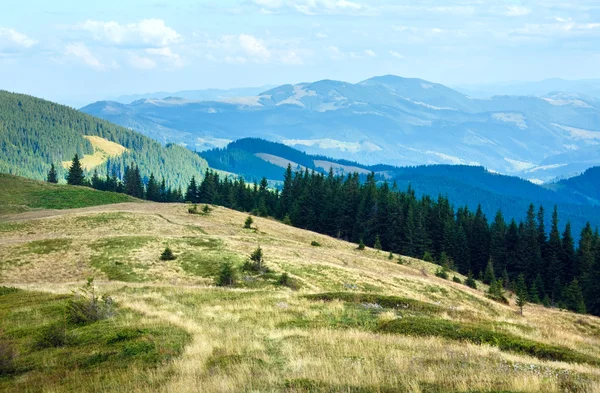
[1,202,600,392]
[62,136,128,170]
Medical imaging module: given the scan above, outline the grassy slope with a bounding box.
[0,174,136,214]
[1,202,600,392]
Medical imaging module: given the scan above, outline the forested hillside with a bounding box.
[203,138,600,235]
[183,166,600,316]
[0,91,208,190]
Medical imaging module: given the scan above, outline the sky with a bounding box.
[1,0,600,106]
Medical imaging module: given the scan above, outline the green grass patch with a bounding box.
[377,316,600,366]
[0,174,136,213]
[89,236,155,282]
[25,238,71,255]
[0,288,190,392]
[304,292,442,313]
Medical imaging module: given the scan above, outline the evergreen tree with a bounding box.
[244,215,254,229]
[374,235,382,250]
[160,247,176,261]
[465,271,477,289]
[357,238,366,250]
[185,176,198,203]
[66,154,85,186]
[146,173,160,202]
[249,246,265,272]
[483,259,496,285]
[562,279,586,314]
[46,164,58,183]
[489,211,507,273]
[515,274,528,316]
[216,263,236,287]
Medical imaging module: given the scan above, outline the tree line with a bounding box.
[57,159,600,316]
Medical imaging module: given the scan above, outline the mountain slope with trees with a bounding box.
[0,90,208,190]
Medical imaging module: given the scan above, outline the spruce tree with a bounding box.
[250,245,264,271]
[216,262,236,287]
[515,274,528,316]
[66,154,85,186]
[563,279,586,314]
[244,215,254,229]
[46,164,58,183]
[357,239,366,250]
[374,235,382,250]
[465,271,477,289]
[483,259,496,285]
[146,173,160,202]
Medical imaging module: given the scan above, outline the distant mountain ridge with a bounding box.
[108,86,275,105]
[81,75,600,183]
[203,137,600,235]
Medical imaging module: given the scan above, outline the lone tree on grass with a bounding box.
[47,164,58,183]
[515,274,528,316]
[244,215,254,229]
[66,154,85,186]
[250,245,264,271]
[160,247,176,261]
[216,262,236,287]
[374,235,382,250]
[357,239,365,250]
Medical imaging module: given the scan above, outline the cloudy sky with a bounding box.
[1,0,599,106]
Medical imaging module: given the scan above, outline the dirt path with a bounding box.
[0,202,155,223]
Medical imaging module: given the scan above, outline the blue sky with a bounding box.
[1,0,599,106]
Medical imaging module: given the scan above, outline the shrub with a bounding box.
[202,204,211,214]
[35,323,69,349]
[0,338,15,375]
[452,276,462,284]
[282,214,292,225]
[188,204,199,214]
[487,279,509,304]
[160,247,176,261]
[278,272,298,289]
[373,235,382,250]
[422,251,433,263]
[356,239,365,250]
[435,267,449,280]
[67,278,115,325]
[397,256,406,265]
[465,271,477,289]
[388,252,394,260]
[310,241,321,247]
[244,215,254,229]
[216,262,236,287]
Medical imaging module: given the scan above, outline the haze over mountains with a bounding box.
[82,75,600,183]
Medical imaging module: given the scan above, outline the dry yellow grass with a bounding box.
[61,135,128,170]
[2,202,600,392]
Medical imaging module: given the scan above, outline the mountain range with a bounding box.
[81,75,600,183]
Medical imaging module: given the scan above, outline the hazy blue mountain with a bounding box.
[81,75,600,182]
[107,86,275,105]
[202,137,600,235]
[456,78,600,99]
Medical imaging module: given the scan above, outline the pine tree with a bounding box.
[483,259,496,285]
[465,271,477,289]
[216,262,236,287]
[563,279,586,314]
[374,235,382,250]
[185,176,198,203]
[250,246,264,271]
[357,238,366,250]
[66,154,85,186]
[160,247,176,261]
[46,164,58,183]
[146,173,160,202]
[515,274,528,316]
[244,215,254,229]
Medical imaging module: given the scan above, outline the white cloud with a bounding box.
[327,45,345,60]
[0,27,36,53]
[65,42,111,70]
[281,49,303,65]
[364,49,376,57]
[253,0,366,15]
[128,53,156,69]
[389,50,404,59]
[238,34,271,62]
[75,19,181,48]
[146,47,184,68]
[505,6,531,16]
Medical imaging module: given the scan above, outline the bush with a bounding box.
[465,271,477,289]
[216,262,236,287]
[435,267,449,280]
[282,214,292,225]
[487,279,509,304]
[0,338,15,375]
[160,247,176,261]
[35,323,69,349]
[310,241,321,247]
[244,216,254,229]
[67,278,115,325]
[452,276,462,284]
[188,204,199,214]
[356,239,365,250]
[422,251,433,263]
[202,204,211,214]
[388,252,394,260]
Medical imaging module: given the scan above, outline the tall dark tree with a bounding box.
[146,173,161,202]
[46,164,58,183]
[66,154,85,186]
